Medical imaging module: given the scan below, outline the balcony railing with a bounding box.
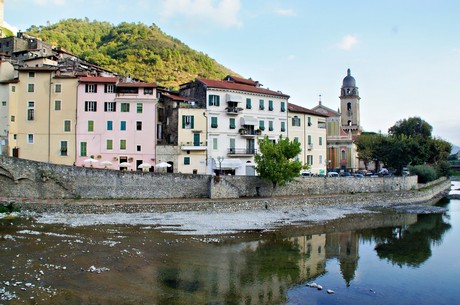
[226,107,243,115]
[227,148,257,155]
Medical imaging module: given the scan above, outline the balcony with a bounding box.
[307,144,313,150]
[226,106,243,115]
[180,142,207,151]
[227,148,257,157]
[239,128,261,138]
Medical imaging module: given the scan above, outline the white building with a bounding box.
[180,76,289,176]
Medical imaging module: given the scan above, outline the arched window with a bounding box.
[347,102,352,111]
[341,150,346,160]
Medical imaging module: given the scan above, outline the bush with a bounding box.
[435,161,452,177]
[409,165,438,183]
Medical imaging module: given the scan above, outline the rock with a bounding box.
[327,289,335,294]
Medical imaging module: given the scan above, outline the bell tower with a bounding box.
[340,68,361,135]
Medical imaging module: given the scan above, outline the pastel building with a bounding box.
[7,61,77,165]
[179,76,289,176]
[76,78,158,171]
[0,59,15,155]
[287,103,328,175]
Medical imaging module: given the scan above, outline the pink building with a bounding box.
[76,77,158,171]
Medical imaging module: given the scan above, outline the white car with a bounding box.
[327,172,339,177]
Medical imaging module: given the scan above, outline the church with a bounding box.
[312,69,362,173]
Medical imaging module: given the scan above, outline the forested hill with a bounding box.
[26,18,237,88]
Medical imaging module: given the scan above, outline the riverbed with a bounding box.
[1,182,459,304]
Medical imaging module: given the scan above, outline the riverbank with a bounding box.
[6,177,452,235]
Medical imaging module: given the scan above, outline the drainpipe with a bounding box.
[48,72,52,163]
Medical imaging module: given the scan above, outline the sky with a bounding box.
[5,0,460,147]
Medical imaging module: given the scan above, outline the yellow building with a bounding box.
[8,60,77,165]
[287,103,328,175]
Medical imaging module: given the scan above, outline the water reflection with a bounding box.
[0,200,455,304]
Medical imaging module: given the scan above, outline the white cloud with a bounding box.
[274,9,296,17]
[160,0,242,28]
[338,34,359,51]
[3,21,19,35]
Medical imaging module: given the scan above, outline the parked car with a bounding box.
[354,174,364,178]
[378,168,389,176]
[301,171,312,177]
[341,172,352,177]
[327,172,339,177]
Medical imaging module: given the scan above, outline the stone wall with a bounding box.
[0,156,428,201]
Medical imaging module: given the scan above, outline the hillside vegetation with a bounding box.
[26,18,236,88]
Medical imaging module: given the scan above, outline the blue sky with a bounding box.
[6,0,460,147]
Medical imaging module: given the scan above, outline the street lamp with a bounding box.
[216,156,224,176]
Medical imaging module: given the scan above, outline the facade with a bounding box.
[76,78,158,171]
[287,103,328,175]
[0,60,16,155]
[179,76,289,176]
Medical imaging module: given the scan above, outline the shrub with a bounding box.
[409,165,437,183]
[435,161,452,177]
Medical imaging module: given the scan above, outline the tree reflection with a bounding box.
[372,213,451,267]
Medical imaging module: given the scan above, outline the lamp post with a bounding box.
[216,156,224,176]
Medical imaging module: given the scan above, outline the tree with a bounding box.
[388,117,432,138]
[255,136,302,191]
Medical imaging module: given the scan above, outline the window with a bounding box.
[308,117,312,126]
[136,121,142,131]
[281,121,286,132]
[246,98,252,109]
[308,135,312,145]
[120,103,130,112]
[182,115,194,129]
[64,120,71,132]
[85,84,97,93]
[184,157,190,165]
[281,101,286,112]
[28,72,35,78]
[54,100,61,111]
[269,120,274,131]
[137,145,141,152]
[106,139,113,150]
[60,141,68,156]
[80,142,87,156]
[294,137,299,143]
[11,86,15,92]
[27,83,35,92]
[10,115,15,122]
[259,120,265,131]
[319,155,323,164]
[54,84,62,93]
[104,84,115,93]
[120,121,126,131]
[120,139,127,150]
[27,101,34,121]
[137,103,143,113]
[212,138,218,150]
[307,155,313,165]
[104,102,116,112]
[259,100,265,110]
[229,118,236,129]
[209,95,220,106]
[211,117,218,128]
[27,134,34,144]
[1,101,5,106]
[319,137,323,146]
[341,150,346,160]
[88,120,94,132]
[268,100,274,111]
[292,116,301,127]
[144,88,154,95]
[85,101,97,112]
[107,121,113,131]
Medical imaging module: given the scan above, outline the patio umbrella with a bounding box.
[138,162,152,172]
[155,161,171,173]
[119,162,131,169]
[83,158,98,166]
[100,160,113,168]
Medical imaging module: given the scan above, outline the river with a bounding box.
[1,181,459,304]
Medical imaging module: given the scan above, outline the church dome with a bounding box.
[342,68,356,88]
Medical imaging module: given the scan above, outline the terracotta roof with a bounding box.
[288,103,328,117]
[0,78,19,84]
[161,92,192,102]
[311,103,340,117]
[79,76,118,83]
[118,82,157,88]
[196,78,289,98]
[224,75,259,86]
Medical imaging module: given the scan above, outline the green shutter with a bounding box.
[191,116,194,129]
[229,118,235,129]
[216,95,220,106]
[182,116,186,129]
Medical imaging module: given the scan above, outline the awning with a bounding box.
[213,158,243,170]
[240,116,258,126]
[226,93,243,103]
